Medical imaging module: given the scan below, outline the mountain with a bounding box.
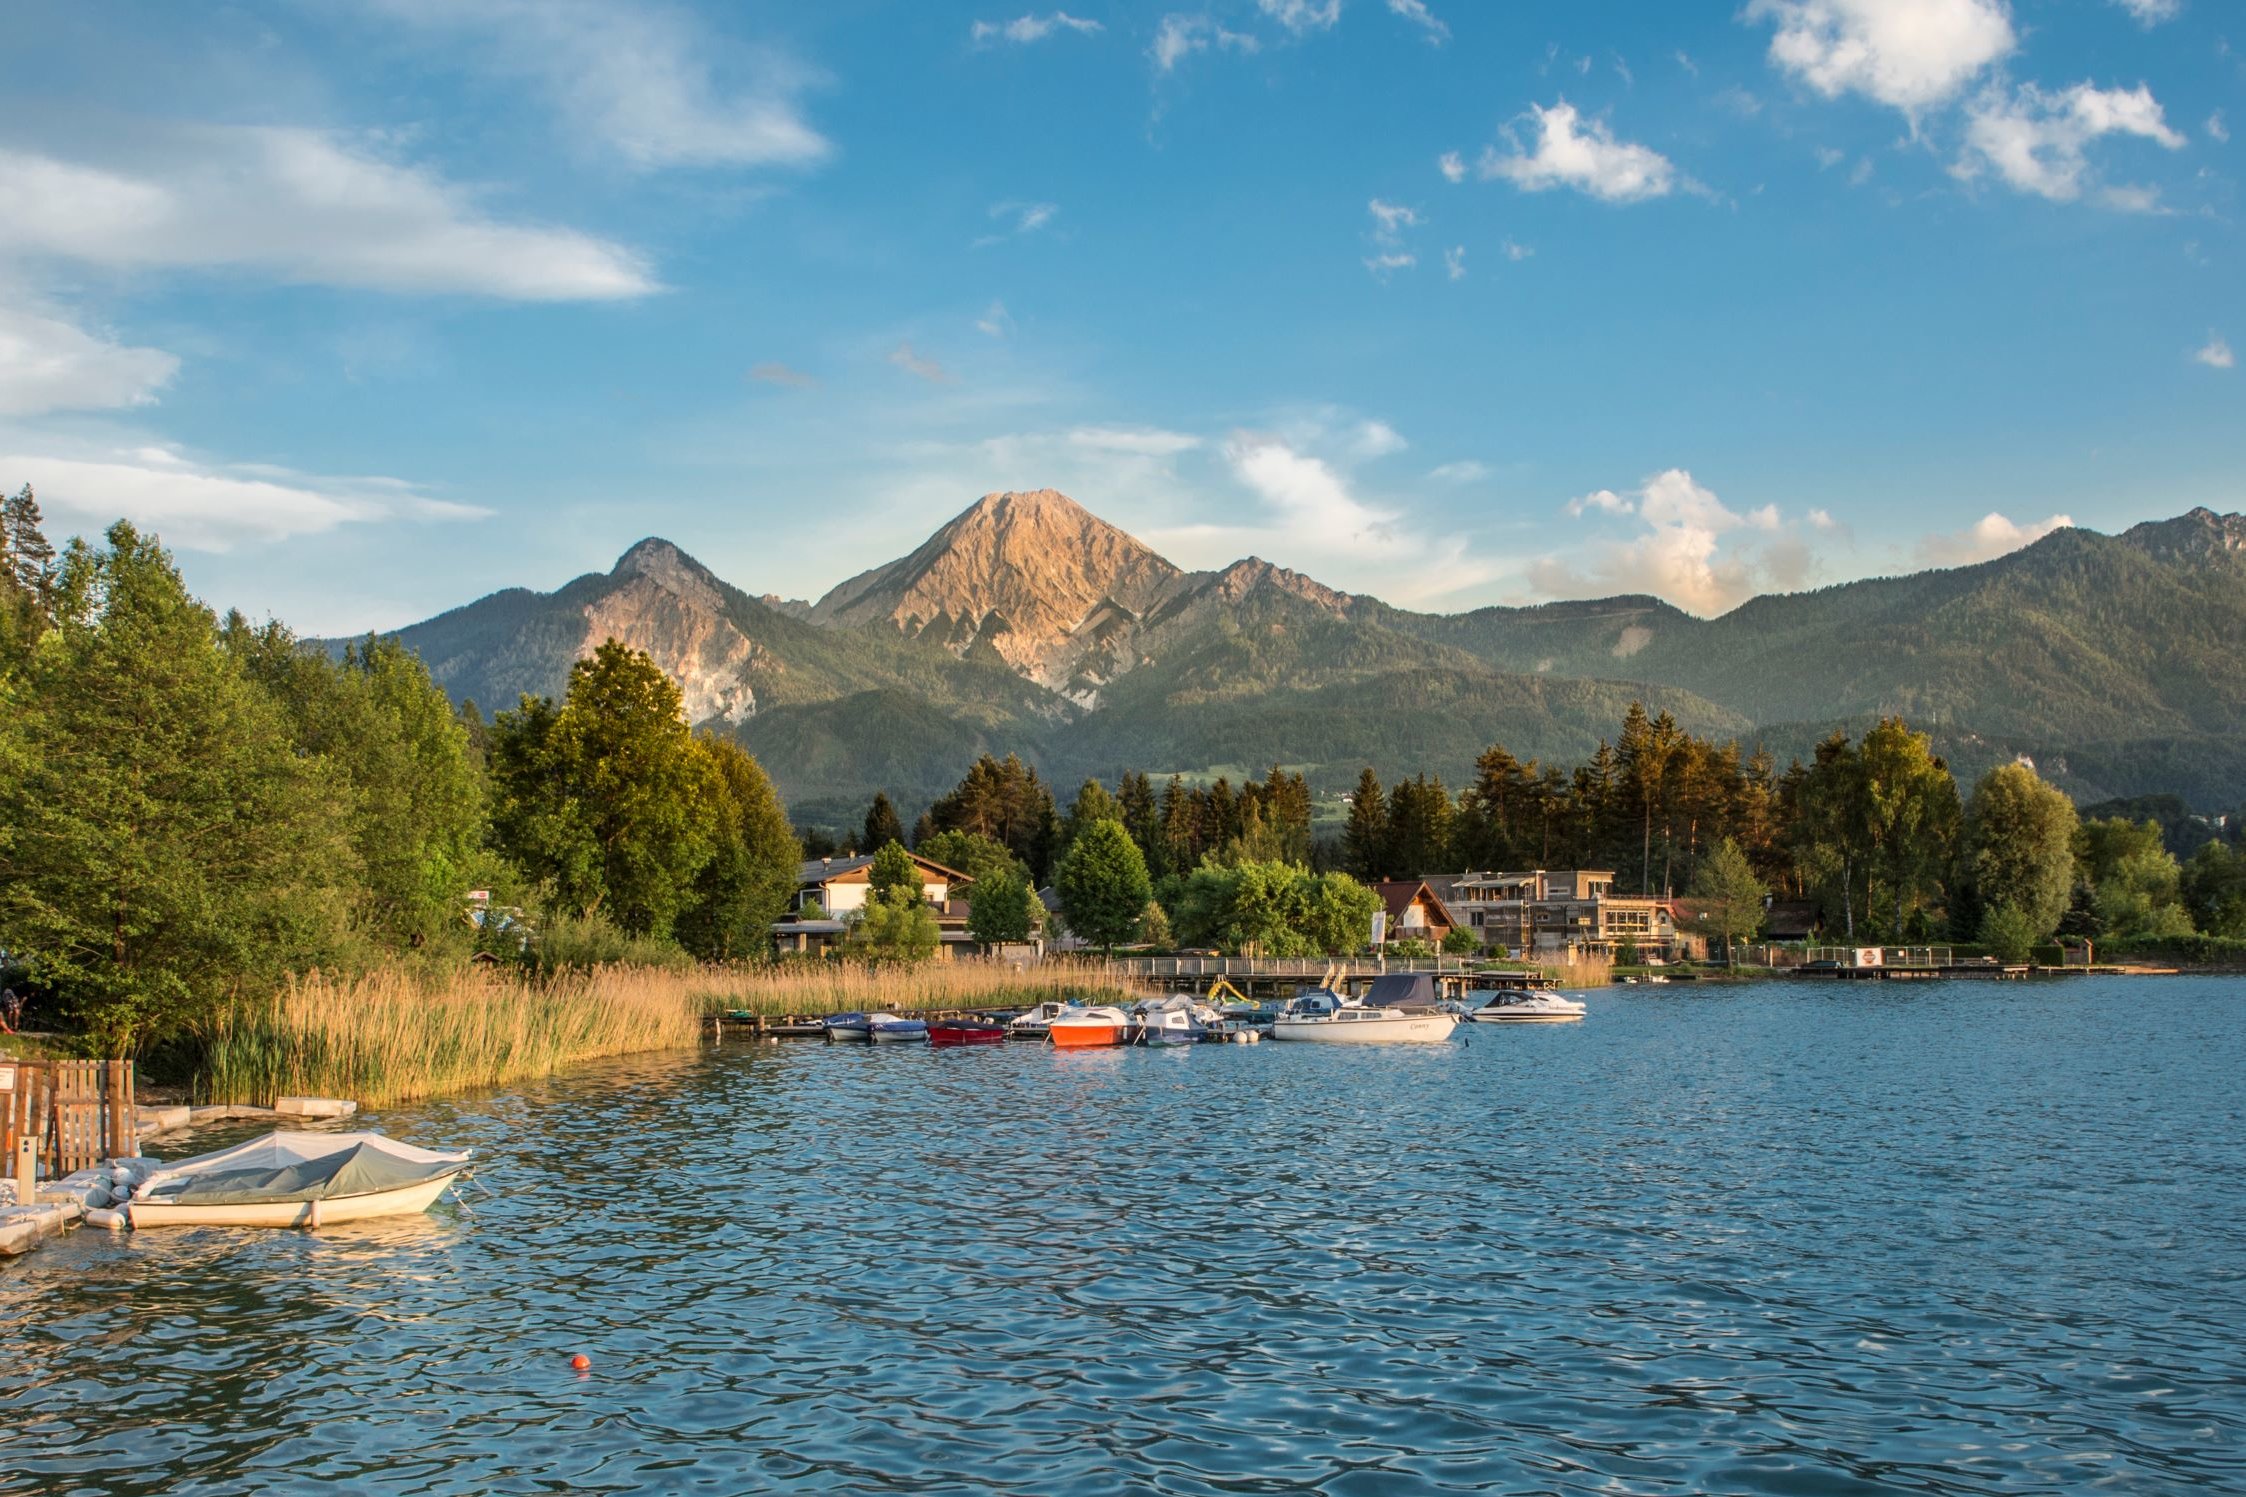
[361,496,2246,820]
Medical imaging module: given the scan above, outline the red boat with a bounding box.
[927,1020,1008,1047]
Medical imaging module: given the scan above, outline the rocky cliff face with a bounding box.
[812,489,1182,699]
[588,539,762,725]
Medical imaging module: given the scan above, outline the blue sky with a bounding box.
[2,0,2240,632]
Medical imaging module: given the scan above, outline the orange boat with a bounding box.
[1047,1004,1130,1048]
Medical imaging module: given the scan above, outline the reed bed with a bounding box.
[690,957,1146,1017]
[197,965,705,1108]
[1539,955,1614,991]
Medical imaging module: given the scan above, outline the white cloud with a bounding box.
[2194,335,2235,369]
[1478,101,1678,203]
[748,361,816,388]
[1807,507,1840,530]
[1257,0,1342,34]
[1437,150,1466,183]
[6,443,488,551]
[975,300,1014,338]
[1368,199,1421,237]
[1914,511,2070,566]
[1068,425,1201,456]
[366,0,830,171]
[1745,0,2014,117]
[0,305,179,416]
[2208,110,2229,144]
[1501,238,1534,261]
[1388,0,1449,44]
[2112,0,2180,24]
[972,12,1104,44]
[1363,250,1416,278]
[1429,460,1490,484]
[0,132,655,300]
[1957,82,2186,204]
[1539,469,1810,615]
[1351,420,1408,458]
[888,341,950,383]
[1444,245,1466,280]
[1152,14,1260,71]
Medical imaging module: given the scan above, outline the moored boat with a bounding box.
[1005,1001,1070,1039]
[1130,995,1215,1046]
[928,1019,1007,1047]
[867,1012,930,1043]
[126,1131,472,1230]
[823,1012,873,1042]
[1270,989,1458,1044]
[1467,988,1588,1023]
[1047,1004,1130,1048]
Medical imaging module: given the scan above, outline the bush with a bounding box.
[1978,904,2039,965]
[525,911,693,976]
[1441,927,1481,955]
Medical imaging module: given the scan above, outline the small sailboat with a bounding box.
[823,1012,873,1042]
[928,1019,1007,1047]
[126,1131,472,1230]
[1467,988,1588,1023]
[867,1012,930,1043]
[1047,1004,1131,1048]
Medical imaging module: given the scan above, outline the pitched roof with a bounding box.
[797,851,975,887]
[1373,879,1455,928]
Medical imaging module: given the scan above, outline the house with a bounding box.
[770,851,976,958]
[1444,869,1678,959]
[1372,880,1459,947]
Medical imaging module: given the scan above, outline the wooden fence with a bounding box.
[0,1059,136,1182]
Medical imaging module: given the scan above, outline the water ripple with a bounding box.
[5,978,2245,1494]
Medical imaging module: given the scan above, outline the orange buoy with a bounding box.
[570,1353,591,1372]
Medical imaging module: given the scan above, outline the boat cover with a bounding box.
[1362,973,1443,1011]
[138,1131,471,1206]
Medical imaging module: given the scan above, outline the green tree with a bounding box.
[1139,899,1174,950]
[965,866,1038,945]
[914,828,1025,886]
[1055,819,1152,952]
[1961,762,2078,941]
[1689,836,1769,965]
[1442,926,1482,955]
[2093,848,2195,940]
[489,639,717,937]
[862,792,905,852]
[1979,903,2039,964]
[227,624,489,956]
[1856,718,1959,939]
[1384,774,1455,877]
[0,524,353,1052]
[675,735,800,960]
[867,839,923,906]
[1302,871,1381,956]
[840,891,941,962]
[1343,767,1388,880]
[2181,843,2246,938]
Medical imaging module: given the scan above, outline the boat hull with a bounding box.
[127,1171,462,1230]
[929,1024,1006,1047]
[1271,1013,1459,1044]
[1470,1010,1584,1024]
[1049,1024,1126,1048]
[869,1027,928,1044]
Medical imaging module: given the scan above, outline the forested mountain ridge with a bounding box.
[357,496,2246,820]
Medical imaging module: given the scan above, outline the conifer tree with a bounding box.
[1343,767,1388,880]
[862,791,904,852]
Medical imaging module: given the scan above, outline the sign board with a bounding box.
[1370,911,1388,946]
[0,1064,13,1092]
[467,889,492,902]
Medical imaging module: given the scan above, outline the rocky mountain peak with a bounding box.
[2119,507,2246,563]
[811,488,1182,687]
[1210,556,1355,613]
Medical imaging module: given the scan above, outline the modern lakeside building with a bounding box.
[1441,869,1681,960]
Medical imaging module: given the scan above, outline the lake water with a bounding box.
[4,977,2244,1494]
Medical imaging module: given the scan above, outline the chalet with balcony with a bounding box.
[1372,880,1460,947]
[1445,868,1677,959]
[771,851,976,958]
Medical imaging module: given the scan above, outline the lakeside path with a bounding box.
[5,975,2244,1494]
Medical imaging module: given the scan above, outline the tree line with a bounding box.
[0,505,801,1052]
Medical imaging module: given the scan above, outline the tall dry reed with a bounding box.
[692,957,1145,1017]
[1540,954,1614,991]
[198,965,704,1108]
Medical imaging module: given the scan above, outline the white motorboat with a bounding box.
[1130,995,1216,1046]
[1048,1003,1132,1049]
[1270,990,1458,1044]
[125,1131,471,1230]
[1006,1001,1070,1039]
[867,1012,930,1043]
[1467,988,1587,1023]
[823,1011,873,1042]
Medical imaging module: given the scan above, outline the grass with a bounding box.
[193,958,1151,1107]
[196,965,705,1108]
[691,958,1147,1017]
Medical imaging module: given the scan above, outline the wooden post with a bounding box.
[105,1060,135,1160]
[13,1134,34,1204]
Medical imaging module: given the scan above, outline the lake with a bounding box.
[5,976,2244,1494]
